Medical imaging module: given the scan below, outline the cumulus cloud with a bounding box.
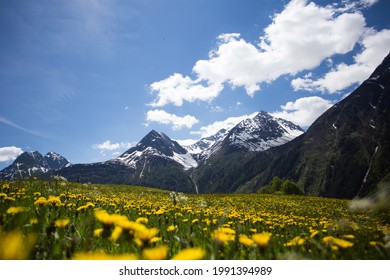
[148,73,223,107]
[0,146,23,162]
[146,110,199,130]
[292,29,390,93]
[191,112,258,138]
[92,140,135,153]
[149,0,367,106]
[271,96,334,127]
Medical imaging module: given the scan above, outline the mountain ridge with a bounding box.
[0,151,70,180]
[0,111,304,193]
[1,53,389,199]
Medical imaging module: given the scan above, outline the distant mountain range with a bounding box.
[0,151,70,180]
[1,52,389,199]
[0,111,304,193]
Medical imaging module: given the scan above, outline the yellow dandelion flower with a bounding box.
[285,236,306,246]
[167,225,178,232]
[310,229,319,238]
[34,197,47,206]
[30,218,38,225]
[119,220,147,233]
[73,251,137,260]
[47,196,62,206]
[212,228,235,244]
[239,234,254,247]
[150,237,161,243]
[94,228,103,237]
[220,227,236,235]
[369,241,383,246]
[171,248,205,260]
[0,231,37,259]
[342,234,355,240]
[0,193,7,199]
[54,218,70,228]
[136,228,159,241]
[252,232,272,247]
[142,245,168,260]
[155,209,166,215]
[33,192,41,196]
[109,226,123,242]
[135,217,148,224]
[323,236,353,249]
[6,207,29,215]
[2,183,10,190]
[332,238,353,249]
[192,219,199,224]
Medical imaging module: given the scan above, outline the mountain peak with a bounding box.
[223,112,304,152]
[117,129,197,170]
[0,151,70,180]
[138,130,187,156]
[44,152,70,170]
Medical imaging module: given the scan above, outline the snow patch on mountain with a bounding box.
[116,131,198,170]
[183,111,304,160]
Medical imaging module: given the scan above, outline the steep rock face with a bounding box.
[44,152,71,170]
[184,128,229,161]
[248,52,390,198]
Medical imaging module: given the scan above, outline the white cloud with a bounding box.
[146,109,199,130]
[92,140,135,153]
[149,0,367,106]
[148,73,223,107]
[191,112,258,138]
[0,146,23,162]
[292,29,390,93]
[271,96,334,127]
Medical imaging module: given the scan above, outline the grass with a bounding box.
[0,180,389,260]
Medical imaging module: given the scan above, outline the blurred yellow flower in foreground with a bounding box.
[73,251,137,260]
[252,232,272,247]
[285,236,305,246]
[0,231,37,259]
[142,245,168,260]
[6,207,29,215]
[54,218,70,228]
[239,234,254,247]
[323,236,353,249]
[171,248,205,260]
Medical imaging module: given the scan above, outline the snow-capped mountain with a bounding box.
[44,152,71,170]
[184,128,229,160]
[184,111,304,161]
[0,151,70,180]
[224,111,304,152]
[116,130,198,170]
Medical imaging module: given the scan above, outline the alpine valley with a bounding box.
[1,53,390,199]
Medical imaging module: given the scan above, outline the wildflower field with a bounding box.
[0,180,389,260]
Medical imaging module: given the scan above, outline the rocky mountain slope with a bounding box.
[0,151,70,180]
[240,52,390,198]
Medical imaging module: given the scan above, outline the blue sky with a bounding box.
[0,0,389,169]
